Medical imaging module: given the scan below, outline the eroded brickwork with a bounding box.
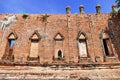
[0,13,119,65]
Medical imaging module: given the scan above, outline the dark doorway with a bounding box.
[103,39,110,56]
[58,50,62,59]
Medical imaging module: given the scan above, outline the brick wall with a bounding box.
[0,14,119,64]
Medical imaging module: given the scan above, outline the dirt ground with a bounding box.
[0,66,120,80]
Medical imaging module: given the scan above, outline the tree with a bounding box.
[116,0,120,8]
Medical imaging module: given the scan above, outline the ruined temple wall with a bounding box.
[0,14,69,63]
[68,14,111,62]
[45,15,69,63]
[0,29,4,58]
[112,16,120,60]
[0,14,117,64]
[88,14,111,62]
[0,30,7,59]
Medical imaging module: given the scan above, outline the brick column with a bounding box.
[112,4,117,12]
[96,4,101,14]
[66,6,71,14]
[79,5,84,14]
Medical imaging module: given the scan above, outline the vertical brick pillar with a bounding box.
[79,5,84,14]
[96,4,101,14]
[66,6,71,14]
[112,4,117,12]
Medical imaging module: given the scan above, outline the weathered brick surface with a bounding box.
[0,13,119,64]
[0,66,120,79]
[111,14,120,61]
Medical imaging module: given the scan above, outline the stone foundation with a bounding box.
[0,66,120,80]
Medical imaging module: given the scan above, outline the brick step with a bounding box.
[79,58,93,63]
[26,61,40,65]
[52,60,66,64]
[105,57,119,62]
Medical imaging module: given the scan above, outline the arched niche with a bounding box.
[54,32,64,60]
[28,30,40,62]
[2,31,18,62]
[100,30,114,57]
[77,31,88,58]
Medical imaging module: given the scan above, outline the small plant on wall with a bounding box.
[58,55,62,60]
[41,14,50,22]
[22,14,28,19]
[110,9,117,18]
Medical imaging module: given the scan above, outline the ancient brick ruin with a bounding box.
[0,4,120,66]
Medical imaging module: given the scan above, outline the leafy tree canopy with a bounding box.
[116,0,120,8]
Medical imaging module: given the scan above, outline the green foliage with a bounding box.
[116,0,120,8]
[41,14,50,22]
[22,14,28,19]
[58,55,62,60]
[110,6,118,15]
[65,61,69,64]
[111,9,117,14]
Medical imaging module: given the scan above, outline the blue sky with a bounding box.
[0,0,115,14]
